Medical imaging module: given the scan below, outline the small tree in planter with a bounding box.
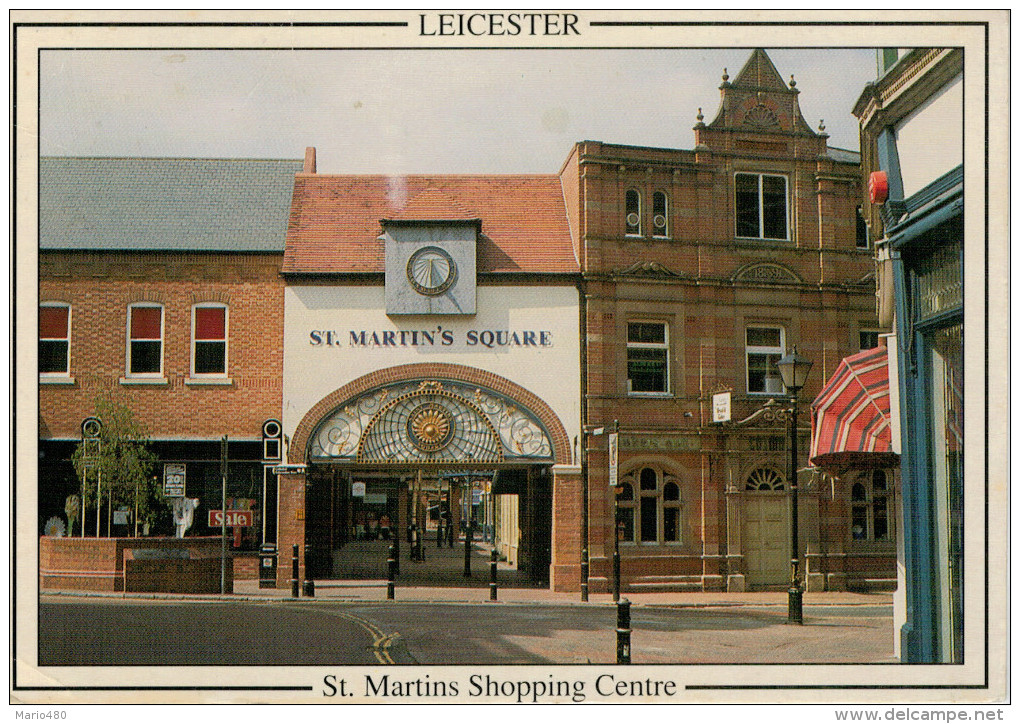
[71,397,165,537]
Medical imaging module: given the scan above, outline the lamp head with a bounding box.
[776,346,813,393]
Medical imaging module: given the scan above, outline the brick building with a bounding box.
[38,155,303,552]
[565,49,882,593]
[38,49,890,593]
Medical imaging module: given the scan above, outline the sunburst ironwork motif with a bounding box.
[407,402,455,452]
[307,379,554,465]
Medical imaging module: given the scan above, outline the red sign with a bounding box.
[208,510,254,527]
[868,171,889,204]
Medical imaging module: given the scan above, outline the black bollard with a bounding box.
[291,544,299,598]
[788,583,803,625]
[437,520,444,548]
[580,548,589,603]
[616,598,632,664]
[303,579,315,597]
[463,522,472,577]
[387,544,396,600]
[489,548,498,601]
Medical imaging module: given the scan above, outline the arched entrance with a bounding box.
[287,365,572,589]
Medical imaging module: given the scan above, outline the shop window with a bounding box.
[625,189,642,236]
[127,304,163,376]
[736,173,788,240]
[652,191,669,237]
[618,467,682,545]
[39,303,70,375]
[746,326,785,394]
[850,470,892,541]
[192,304,228,376]
[627,321,669,395]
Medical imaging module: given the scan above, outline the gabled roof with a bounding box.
[283,174,578,275]
[731,48,788,92]
[40,156,303,252]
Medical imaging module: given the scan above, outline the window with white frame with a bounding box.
[851,470,892,541]
[617,467,682,545]
[652,191,669,237]
[39,303,70,375]
[127,304,163,376]
[627,321,669,394]
[746,326,785,394]
[192,304,228,376]
[735,173,788,240]
[625,189,642,235]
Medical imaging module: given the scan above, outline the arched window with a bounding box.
[652,191,669,237]
[618,482,635,543]
[625,189,642,236]
[745,467,785,491]
[617,467,682,545]
[850,470,893,541]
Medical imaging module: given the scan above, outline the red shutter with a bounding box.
[195,307,225,340]
[130,307,162,339]
[39,306,68,339]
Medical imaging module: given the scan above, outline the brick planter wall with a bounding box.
[40,536,234,593]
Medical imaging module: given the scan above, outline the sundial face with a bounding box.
[406,246,457,296]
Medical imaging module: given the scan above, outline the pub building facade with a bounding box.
[38,49,890,594]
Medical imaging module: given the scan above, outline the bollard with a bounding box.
[437,520,444,548]
[291,544,299,598]
[303,579,315,598]
[616,598,632,664]
[463,522,473,578]
[788,583,803,625]
[580,548,589,603]
[387,544,396,600]
[489,548,498,601]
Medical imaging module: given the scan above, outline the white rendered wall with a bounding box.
[895,75,962,198]
[283,284,581,458]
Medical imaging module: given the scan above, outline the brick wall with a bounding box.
[40,535,231,593]
[39,251,284,441]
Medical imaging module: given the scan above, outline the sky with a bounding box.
[39,47,878,174]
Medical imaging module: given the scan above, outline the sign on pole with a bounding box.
[352,481,367,498]
[712,391,732,424]
[608,432,619,487]
[163,463,186,497]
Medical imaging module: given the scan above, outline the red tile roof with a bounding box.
[283,174,579,274]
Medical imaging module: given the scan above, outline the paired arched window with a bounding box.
[851,470,892,541]
[652,191,669,237]
[617,466,682,544]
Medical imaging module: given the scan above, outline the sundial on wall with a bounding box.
[406,246,457,296]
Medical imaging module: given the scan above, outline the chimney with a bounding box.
[303,147,316,174]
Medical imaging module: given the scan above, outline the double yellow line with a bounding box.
[285,604,398,664]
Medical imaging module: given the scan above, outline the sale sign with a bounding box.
[208,510,254,527]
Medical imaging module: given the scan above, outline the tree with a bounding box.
[70,396,165,537]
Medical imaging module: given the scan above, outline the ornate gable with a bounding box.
[699,49,819,141]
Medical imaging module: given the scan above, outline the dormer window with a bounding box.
[625,189,641,236]
[652,191,669,237]
[736,173,788,241]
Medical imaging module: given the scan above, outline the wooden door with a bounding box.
[743,494,790,588]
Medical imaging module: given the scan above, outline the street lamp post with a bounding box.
[775,346,813,626]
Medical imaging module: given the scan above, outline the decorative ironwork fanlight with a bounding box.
[308,379,553,465]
